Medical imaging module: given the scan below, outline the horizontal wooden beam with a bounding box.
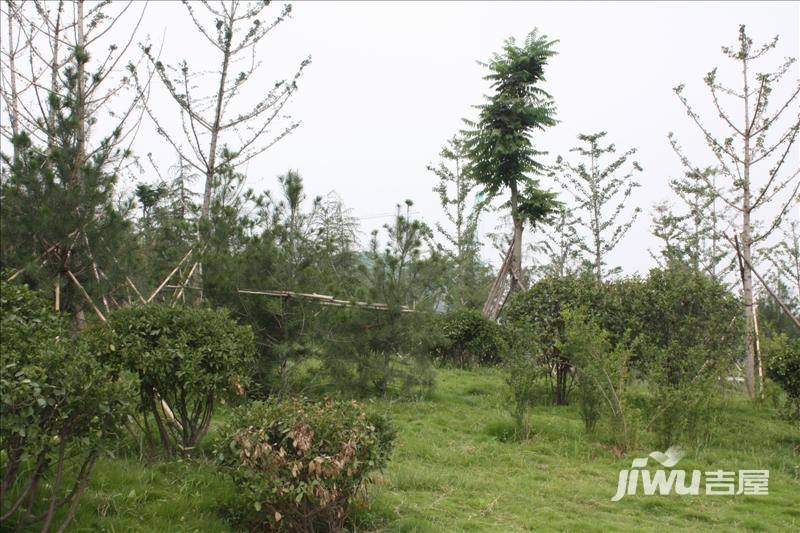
[237,289,416,313]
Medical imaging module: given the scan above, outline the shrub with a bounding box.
[101,304,256,456]
[765,333,800,420]
[649,367,718,447]
[634,262,741,371]
[505,274,606,405]
[637,264,739,447]
[559,309,610,433]
[560,309,638,451]
[215,398,395,532]
[322,307,435,399]
[503,326,542,440]
[431,309,507,367]
[0,282,132,532]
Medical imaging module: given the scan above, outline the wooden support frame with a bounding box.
[726,233,800,331]
[482,237,516,321]
[237,289,416,313]
[66,270,106,323]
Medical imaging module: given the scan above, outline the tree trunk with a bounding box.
[6,3,20,160]
[73,0,86,188]
[554,361,570,405]
[200,13,233,220]
[741,53,756,399]
[47,1,64,147]
[590,146,602,281]
[195,11,234,303]
[509,180,524,292]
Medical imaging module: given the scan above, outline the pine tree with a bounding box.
[1,0,146,323]
[1,55,133,322]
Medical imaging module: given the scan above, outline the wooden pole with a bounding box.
[54,274,60,312]
[84,235,110,314]
[172,260,199,305]
[726,233,800,331]
[482,237,515,320]
[147,248,193,304]
[237,289,416,313]
[66,270,106,323]
[126,277,147,305]
[753,301,764,401]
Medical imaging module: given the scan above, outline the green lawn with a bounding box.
[62,368,799,531]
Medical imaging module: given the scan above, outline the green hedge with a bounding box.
[99,304,256,456]
[432,308,507,366]
[1,281,132,532]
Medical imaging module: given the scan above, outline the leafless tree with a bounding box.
[671,25,800,398]
[135,0,310,223]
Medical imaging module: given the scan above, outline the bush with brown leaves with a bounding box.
[215,398,394,532]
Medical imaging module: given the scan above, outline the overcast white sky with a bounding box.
[122,1,799,274]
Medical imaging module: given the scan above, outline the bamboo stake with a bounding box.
[753,302,764,401]
[237,289,416,312]
[54,274,60,312]
[126,277,147,305]
[483,237,515,320]
[84,235,110,314]
[172,260,199,305]
[726,233,800,331]
[66,270,106,323]
[147,248,193,304]
[7,242,62,281]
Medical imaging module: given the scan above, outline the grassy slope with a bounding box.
[65,368,799,532]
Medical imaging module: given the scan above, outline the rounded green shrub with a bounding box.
[0,282,133,532]
[504,274,606,405]
[765,333,800,420]
[215,397,395,532]
[101,304,256,456]
[432,308,507,366]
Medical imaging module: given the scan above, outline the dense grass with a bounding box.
[34,368,800,531]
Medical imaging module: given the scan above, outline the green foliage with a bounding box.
[27,368,800,531]
[432,309,507,367]
[635,262,741,370]
[504,274,607,405]
[502,327,541,440]
[323,308,436,400]
[215,398,395,532]
[463,29,558,196]
[765,333,800,420]
[559,309,609,433]
[647,357,719,449]
[560,309,638,450]
[506,263,740,415]
[463,29,561,282]
[636,263,740,447]
[0,50,134,321]
[429,135,492,309]
[0,281,133,531]
[101,304,256,456]
[551,131,642,280]
[650,168,733,279]
[200,169,366,397]
[320,202,439,399]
